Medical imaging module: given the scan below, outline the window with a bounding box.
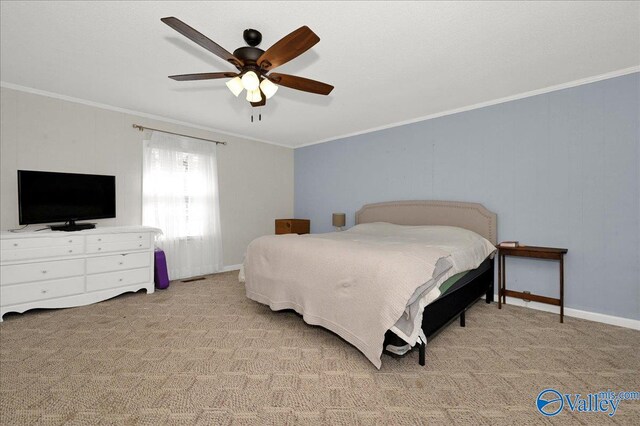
[142,131,223,279]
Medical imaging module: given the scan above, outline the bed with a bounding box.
[355,201,496,366]
[241,200,497,368]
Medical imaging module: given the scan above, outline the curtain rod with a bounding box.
[132,124,227,145]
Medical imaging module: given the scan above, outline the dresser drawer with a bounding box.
[86,252,150,274]
[1,236,83,251]
[1,276,85,306]
[86,233,149,245]
[1,244,84,262]
[86,234,151,254]
[86,267,150,292]
[1,258,84,286]
[275,219,310,235]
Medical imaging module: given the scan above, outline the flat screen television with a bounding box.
[18,170,116,231]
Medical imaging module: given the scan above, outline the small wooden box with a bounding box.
[275,219,310,235]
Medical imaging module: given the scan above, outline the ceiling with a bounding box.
[1,1,638,148]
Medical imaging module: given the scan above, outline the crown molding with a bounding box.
[295,66,640,149]
[0,81,292,149]
[3,65,638,150]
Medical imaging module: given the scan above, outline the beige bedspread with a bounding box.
[241,223,494,368]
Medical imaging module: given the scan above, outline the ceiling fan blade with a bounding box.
[161,17,243,67]
[169,72,238,81]
[257,26,320,71]
[268,73,333,95]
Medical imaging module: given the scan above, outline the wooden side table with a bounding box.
[497,245,568,323]
[275,219,310,235]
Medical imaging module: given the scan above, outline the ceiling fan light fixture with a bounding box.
[241,71,260,91]
[246,88,262,103]
[260,78,278,99]
[225,77,243,97]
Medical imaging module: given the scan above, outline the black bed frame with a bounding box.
[383,257,494,366]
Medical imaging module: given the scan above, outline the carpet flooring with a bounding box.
[0,271,638,425]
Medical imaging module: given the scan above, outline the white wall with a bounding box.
[0,87,294,267]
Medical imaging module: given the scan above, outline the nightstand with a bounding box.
[275,219,310,235]
[497,245,568,323]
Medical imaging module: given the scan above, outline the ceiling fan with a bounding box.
[161,17,334,107]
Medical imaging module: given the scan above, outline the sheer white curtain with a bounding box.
[142,131,223,280]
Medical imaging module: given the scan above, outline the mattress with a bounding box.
[438,256,492,298]
[436,270,469,296]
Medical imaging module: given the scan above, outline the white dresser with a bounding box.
[0,226,160,321]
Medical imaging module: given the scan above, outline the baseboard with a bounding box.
[221,264,242,272]
[489,294,640,330]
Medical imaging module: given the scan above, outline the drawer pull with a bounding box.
[68,250,73,253]
[97,248,102,251]
[68,240,73,243]
[118,278,123,282]
[138,235,142,239]
[118,262,124,265]
[13,243,18,247]
[41,270,47,274]
[138,244,142,247]
[41,289,48,294]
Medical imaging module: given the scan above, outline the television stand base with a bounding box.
[50,222,96,232]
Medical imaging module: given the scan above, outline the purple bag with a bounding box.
[154,249,170,290]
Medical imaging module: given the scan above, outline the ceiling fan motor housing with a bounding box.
[233,46,265,65]
[236,29,265,70]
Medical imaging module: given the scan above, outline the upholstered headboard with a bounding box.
[355,200,497,244]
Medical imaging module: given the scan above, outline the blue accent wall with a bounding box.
[295,73,639,320]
